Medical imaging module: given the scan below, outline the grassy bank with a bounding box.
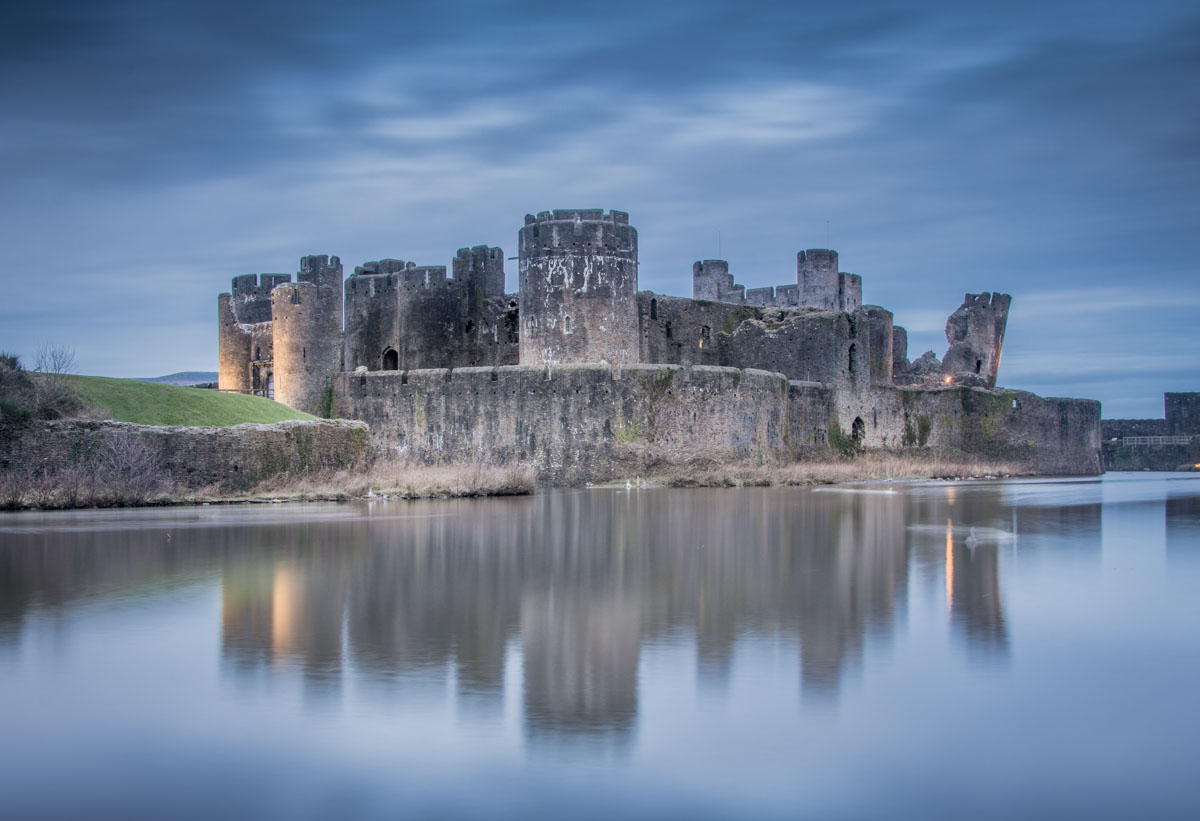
[57,374,314,426]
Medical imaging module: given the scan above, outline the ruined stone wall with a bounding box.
[942,292,1011,388]
[343,256,518,374]
[217,273,291,393]
[839,273,862,312]
[0,419,370,491]
[333,364,798,484]
[1166,393,1200,436]
[519,210,638,365]
[862,306,894,384]
[637,293,753,367]
[798,249,840,310]
[272,258,343,416]
[722,308,870,392]
[217,294,253,393]
[1101,418,1169,439]
[891,326,909,376]
[1103,439,1200,471]
[691,260,803,308]
[833,386,1102,474]
[692,260,745,303]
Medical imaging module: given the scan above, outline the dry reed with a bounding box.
[662,453,1032,488]
[243,455,537,501]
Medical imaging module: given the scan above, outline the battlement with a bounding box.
[227,273,292,325]
[525,209,630,225]
[453,245,505,299]
[942,291,1012,388]
[354,259,410,277]
[693,259,744,303]
[231,273,292,296]
[519,209,637,261]
[797,249,839,275]
[299,254,341,274]
[962,292,1012,311]
[297,254,343,289]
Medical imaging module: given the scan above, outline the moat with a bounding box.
[2,475,1198,819]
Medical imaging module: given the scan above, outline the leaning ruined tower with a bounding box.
[270,255,343,414]
[518,209,639,365]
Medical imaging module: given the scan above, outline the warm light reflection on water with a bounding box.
[1,474,1199,819]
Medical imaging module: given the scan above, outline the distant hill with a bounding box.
[139,371,219,386]
[62,375,315,426]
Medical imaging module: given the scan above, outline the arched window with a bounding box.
[851,416,865,448]
[699,326,711,350]
[650,298,658,320]
[382,348,399,370]
[564,316,572,333]
[974,359,982,374]
[848,344,857,373]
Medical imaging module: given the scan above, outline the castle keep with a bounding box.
[218,209,1101,480]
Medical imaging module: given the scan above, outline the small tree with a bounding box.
[31,344,81,419]
[34,344,77,375]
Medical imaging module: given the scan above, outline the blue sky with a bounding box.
[2,0,1196,416]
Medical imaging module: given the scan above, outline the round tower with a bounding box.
[271,255,343,414]
[797,249,840,310]
[217,293,252,393]
[518,209,638,365]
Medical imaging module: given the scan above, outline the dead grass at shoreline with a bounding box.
[660,454,1033,488]
[2,451,1031,511]
[232,457,538,502]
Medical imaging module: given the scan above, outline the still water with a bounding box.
[1,474,1198,819]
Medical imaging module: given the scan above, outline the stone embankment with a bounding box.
[0,418,369,492]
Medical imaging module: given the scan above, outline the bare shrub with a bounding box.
[94,435,170,506]
[0,465,32,510]
[30,344,81,420]
[34,344,77,376]
[53,462,99,509]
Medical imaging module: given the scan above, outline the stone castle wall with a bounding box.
[1166,393,1200,436]
[333,365,1099,482]
[334,364,806,484]
[343,255,518,374]
[0,419,370,491]
[834,386,1102,474]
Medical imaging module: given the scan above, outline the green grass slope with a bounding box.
[61,375,316,426]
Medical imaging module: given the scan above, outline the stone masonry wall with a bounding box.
[332,364,1098,481]
[1166,393,1200,436]
[334,364,803,484]
[834,385,1102,474]
[0,419,370,491]
[343,258,518,374]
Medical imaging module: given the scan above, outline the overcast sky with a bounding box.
[2,0,1197,416]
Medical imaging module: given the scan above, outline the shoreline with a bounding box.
[1,454,1037,511]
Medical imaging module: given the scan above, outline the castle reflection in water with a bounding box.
[212,486,1067,741]
[0,484,1123,747]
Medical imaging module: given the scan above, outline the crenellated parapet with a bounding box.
[227,273,292,324]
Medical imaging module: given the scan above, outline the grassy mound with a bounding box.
[59,375,315,426]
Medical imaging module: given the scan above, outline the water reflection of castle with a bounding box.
[212,487,1027,743]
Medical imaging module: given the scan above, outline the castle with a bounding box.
[218,209,1100,480]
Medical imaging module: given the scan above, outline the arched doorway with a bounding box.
[382,348,399,370]
[851,416,865,449]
